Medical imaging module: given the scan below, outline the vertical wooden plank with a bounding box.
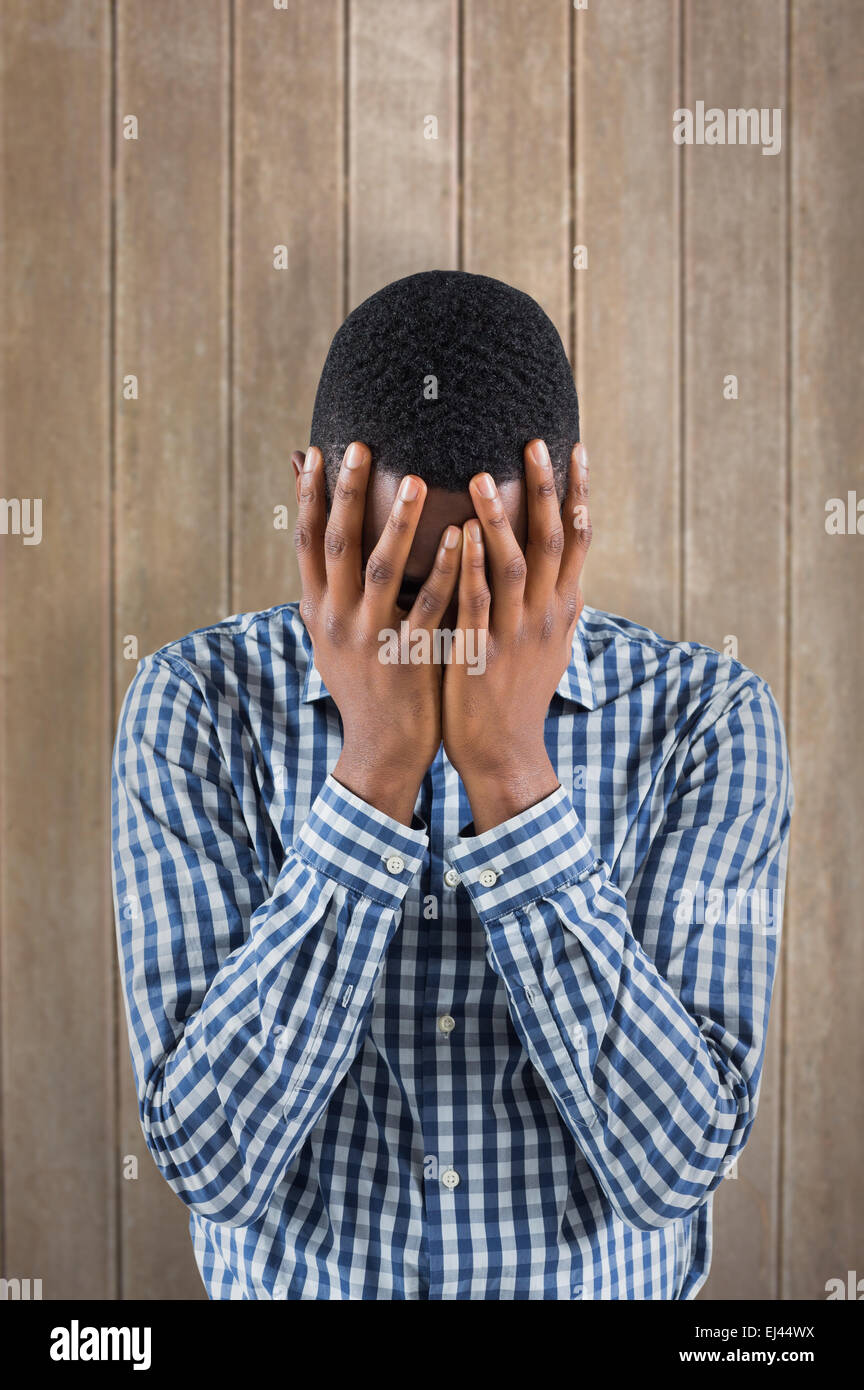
[115,0,231,1300]
[575,0,680,634]
[349,0,458,308]
[0,0,114,1297]
[233,0,344,615]
[463,0,571,340]
[682,1,788,1303]
[784,0,864,1300]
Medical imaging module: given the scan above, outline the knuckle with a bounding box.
[539,610,556,640]
[503,554,527,584]
[536,478,558,500]
[542,527,565,557]
[324,528,349,559]
[488,510,509,532]
[293,524,311,552]
[386,511,410,536]
[562,592,582,625]
[416,585,440,615]
[324,610,348,644]
[299,595,317,624]
[365,555,395,586]
[334,479,361,506]
[466,586,491,614]
[433,552,456,580]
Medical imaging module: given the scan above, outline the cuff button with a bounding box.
[384,854,406,875]
[478,868,499,888]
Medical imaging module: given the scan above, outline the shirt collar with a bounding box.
[301,610,596,710]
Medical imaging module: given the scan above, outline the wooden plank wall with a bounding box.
[0,0,860,1302]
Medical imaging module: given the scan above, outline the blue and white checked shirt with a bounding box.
[111,601,793,1300]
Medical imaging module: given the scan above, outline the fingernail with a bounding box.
[399,475,420,501]
[443,526,460,549]
[344,442,366,469]
[303,447,318,472]
[467,520,482,544]
[475,473,497,499]
[575,443,588,472]
[529,439,551,469]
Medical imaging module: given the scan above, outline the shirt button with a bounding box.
[441,1168,460,1189]
[438,1014,456,1035]
[443,868,460,888]
[478,868,499,888]
[385,854,406,875]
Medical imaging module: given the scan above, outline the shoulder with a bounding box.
[581,603,784,726]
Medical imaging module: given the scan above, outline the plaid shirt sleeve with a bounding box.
[446,676,793,1231]
[111,653,427,1227]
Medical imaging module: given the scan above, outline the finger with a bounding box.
[293,445,327,598]
[468,471,526,633]
[291,450,306,472]
[324,441,371,607]
[523,438,566,608]
[408,525,462,631]
[362,473,428,617]
[456,519,491,633]
[557,442,592,619]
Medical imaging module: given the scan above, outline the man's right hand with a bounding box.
[293,442,462,826]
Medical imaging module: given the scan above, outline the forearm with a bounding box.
[445,777,786,1229]
[122,843,401,1227]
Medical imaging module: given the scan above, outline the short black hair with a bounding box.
[310,269,579,497]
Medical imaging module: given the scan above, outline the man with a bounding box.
[112,270,793,1300]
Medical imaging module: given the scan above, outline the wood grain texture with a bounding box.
[114,0,232,1300]
[682,0,788,1303]
[0,0,114,1298]
[463,0,571,340]
[783,0,864,1301]
[232,0,344,614]
[348,0,458,308]
[0,0,860,1304]
[574,0,681,636]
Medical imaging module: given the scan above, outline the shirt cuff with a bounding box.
[294,772,428,909]
[446,783,603,920]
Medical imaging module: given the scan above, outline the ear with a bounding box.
[291,451,305,505]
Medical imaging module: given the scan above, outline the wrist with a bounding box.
[334,743,431,827]
[458,751,559,835]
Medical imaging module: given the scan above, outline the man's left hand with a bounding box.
[442,439,591,833]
